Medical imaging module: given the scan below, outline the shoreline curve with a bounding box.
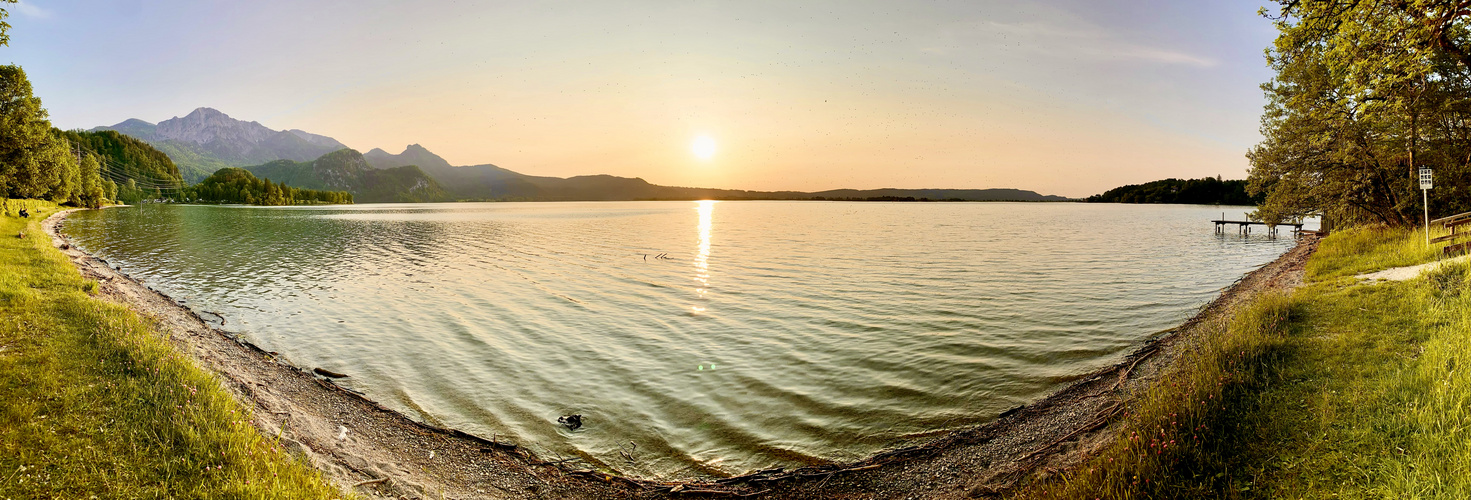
[43,206,1317,499]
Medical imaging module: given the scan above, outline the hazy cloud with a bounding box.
[13,1,52,19]
[931,20,1218,68]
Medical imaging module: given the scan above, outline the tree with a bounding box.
[48,142,80,204]
[0,3,102,210]
[1249,1,1471,227]
[120,178,139,203]
[78,154,105,208]
[0,0,16,48]
[0,65,78,200]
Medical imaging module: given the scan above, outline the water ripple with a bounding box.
[63,201,1302,479]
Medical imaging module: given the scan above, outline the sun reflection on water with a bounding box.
[693,200,715,312]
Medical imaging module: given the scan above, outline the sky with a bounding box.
[7,0,1278,198]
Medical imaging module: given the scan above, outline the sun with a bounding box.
[692,135,716,160]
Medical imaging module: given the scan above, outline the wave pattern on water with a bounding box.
[63,201,1301,478]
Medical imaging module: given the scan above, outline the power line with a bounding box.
[65,139,181,193]
[92,153,179,182]
[66,138,188,194]
[95,167,180,188]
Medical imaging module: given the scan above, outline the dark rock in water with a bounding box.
[558,414,583,430]
[313,367,349,378]
[999,405,1025,419]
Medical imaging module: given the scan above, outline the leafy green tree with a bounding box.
[119,178,140,204]
[78,154,105,208]
[48,143,80,204]
[0,3,106,210]
[0,65,77,200]
[1249,1,1471,227]
[0,0,16,48]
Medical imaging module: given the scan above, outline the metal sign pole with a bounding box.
[1420,167,1434,247]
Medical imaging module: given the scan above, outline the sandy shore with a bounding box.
[44,207,1317,499]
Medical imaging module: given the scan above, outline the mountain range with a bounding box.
[247,149,447,203]
[94,108,347,184]
[93,108,1070,203]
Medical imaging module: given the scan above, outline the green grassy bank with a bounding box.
[1023,227,1471,499]
[0,201,341,498]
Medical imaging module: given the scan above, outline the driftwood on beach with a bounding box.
[313,367,350,378]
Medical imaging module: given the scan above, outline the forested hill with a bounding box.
[59,128,183,191]
[1086,177,1261,205]
[186,168,351,205]
[245,149,448,203]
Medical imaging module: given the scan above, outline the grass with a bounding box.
[1017,227,1471,499]
[1304,225,1442,280]
[0,201,343,498]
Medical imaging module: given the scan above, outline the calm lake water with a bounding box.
[64,201,1304,478]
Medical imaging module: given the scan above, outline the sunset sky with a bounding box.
[10,1,1275,198]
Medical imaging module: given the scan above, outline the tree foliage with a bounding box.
[1249,1,1471,227]
[0,65,111,209]
[185,168,351,205]
[0,0,14,48]
[1087,177,1261,205]
[0,4,117,210]
[59,130,182,186]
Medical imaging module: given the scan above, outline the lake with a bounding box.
[63,201,1303,478]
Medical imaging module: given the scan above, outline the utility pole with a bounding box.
[1420,167,1433,246]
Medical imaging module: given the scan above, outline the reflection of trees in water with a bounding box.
[90,205,476,291]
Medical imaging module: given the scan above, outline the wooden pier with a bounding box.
[1212,219,1304,236]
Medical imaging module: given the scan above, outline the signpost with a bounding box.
[1421,167,1434,246]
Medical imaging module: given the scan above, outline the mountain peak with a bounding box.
[183,107,227,120]
[287,129,348,150]
[115,118,155,127]
[93,107,350,170]
[156,107,272,147]
[363,143,453,171]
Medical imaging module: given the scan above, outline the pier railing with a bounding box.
[1430,211,1471,256]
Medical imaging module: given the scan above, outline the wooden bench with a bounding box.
[1430,212,1471,256]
